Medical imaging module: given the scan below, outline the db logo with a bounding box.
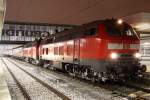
[123,44,130,49]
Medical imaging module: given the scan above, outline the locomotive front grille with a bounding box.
[115,53,138,64]
[119,53,134,58]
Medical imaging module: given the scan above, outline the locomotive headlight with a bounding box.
[134,53,141,58]
[110,52,118,59]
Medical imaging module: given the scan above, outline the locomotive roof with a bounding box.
[41,19,105,44]
[23,19,130,47]
[41,19,124,44]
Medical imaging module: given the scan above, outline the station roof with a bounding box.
[5,0,150,25]
[1,0,150,50]
[3,0,150,39]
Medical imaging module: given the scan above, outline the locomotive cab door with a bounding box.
[73,39,80,64]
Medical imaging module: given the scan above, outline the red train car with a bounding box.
[22,40,41,63]
[14,19,146,81]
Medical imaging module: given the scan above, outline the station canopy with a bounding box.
[1,0,150,54]
[3,0,150,35]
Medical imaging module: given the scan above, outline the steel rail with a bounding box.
[7,58,71,100]
[2,58,32,100]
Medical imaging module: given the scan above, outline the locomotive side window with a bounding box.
[85,28,97,36]
[46,48,48,55]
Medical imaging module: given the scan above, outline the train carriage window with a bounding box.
[43,48,44,54]
[54,47,58,55]
[67,45,73,56]
[67,46,70,55]
[55,29,59,33]
[59,46,64,55]
[46,48,48,55]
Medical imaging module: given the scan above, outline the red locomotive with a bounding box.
[11,19,146,81]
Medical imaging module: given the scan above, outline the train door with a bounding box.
[30,47,33,58]
[74,39,80,64]
[36,45,39,60]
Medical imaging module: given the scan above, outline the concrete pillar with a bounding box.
[0,0,6,38]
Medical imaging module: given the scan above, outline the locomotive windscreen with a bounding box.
[105,20,138,38]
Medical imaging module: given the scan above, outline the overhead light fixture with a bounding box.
[117,19,123,24]
[135,23,150,31]
[144,42,150,45]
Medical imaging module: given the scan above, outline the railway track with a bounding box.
[5,57,125,100]
[120,79,150,99]
[2,58,31,100]
[2,58,70,100]
[6,57,150,100]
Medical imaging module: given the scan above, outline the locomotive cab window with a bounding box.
[105,21,137,37]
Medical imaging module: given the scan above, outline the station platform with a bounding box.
[147,67,150,72]
[0,65,11,100]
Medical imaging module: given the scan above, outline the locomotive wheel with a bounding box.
[64,64,70,73]
[141,65,147,72]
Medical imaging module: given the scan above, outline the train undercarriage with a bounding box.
[14,56,147,82]
[32,58,147,82]
[63,64,146,82]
